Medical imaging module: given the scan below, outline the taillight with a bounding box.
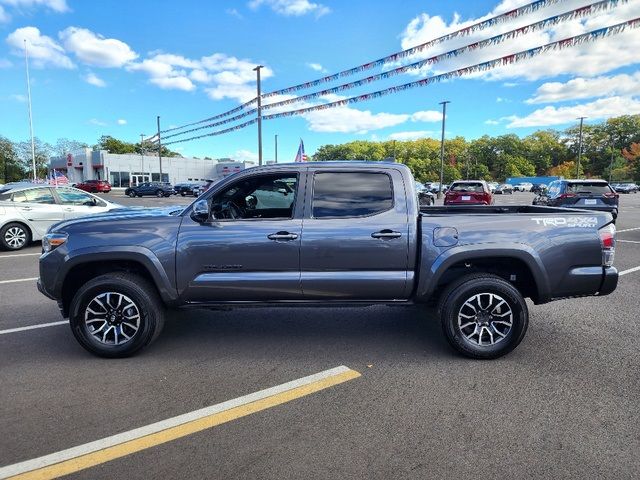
[558,193,576,199]
[599,223,615,266]
[603,192,618,199]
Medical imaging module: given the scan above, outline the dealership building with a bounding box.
[48,149,256,187]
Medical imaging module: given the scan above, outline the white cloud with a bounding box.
[117,119,127,125]
[226,8,243,19]
[0,0,69,12]
[149,75,195,91]
[59,27,137,68]
[527,72,640,104]
[397,0,640,83]
[232,149,258,162]
[6,26,73,68]
[307,62,326,72]
[0,5,9,23]
[506,96,640,128]
[389,130,435,141]
[205,83,255,102]
[303,107,409,133]
[484,119,500,125]
[9,93,26,102]
[411,110,442,122]
[249,0,330,17]
[84,72,106,87]
[88,118,107,126]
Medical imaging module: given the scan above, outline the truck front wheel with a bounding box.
[69,273,165,358]
[437,273,528,359]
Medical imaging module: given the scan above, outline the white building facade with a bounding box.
[48,149,256,187]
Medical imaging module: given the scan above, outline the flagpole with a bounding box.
[24,39,37,182]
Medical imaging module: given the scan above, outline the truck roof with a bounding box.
[247,161,409,171]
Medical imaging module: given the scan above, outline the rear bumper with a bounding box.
[598,266,618,296]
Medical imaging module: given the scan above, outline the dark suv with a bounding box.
[124,182,174,198]
[533,179,619,218]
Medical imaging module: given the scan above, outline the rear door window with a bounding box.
[312,172,393,218]
[450,182,484,192]
[13,188,56,204]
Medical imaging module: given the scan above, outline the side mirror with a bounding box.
[191,199,210,223]
[277,188,288,195]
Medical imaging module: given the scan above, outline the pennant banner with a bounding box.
[263,18,640,121]
[262,0,566,98]
[162,107,258,140]
[261,0,623,112]
[163,119,258,146]
[159,99,258,135]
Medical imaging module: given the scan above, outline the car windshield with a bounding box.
[566,183,613,195]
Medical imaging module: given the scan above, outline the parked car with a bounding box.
[530,183,547,194]
[193,179,216,197]
[174,183,200,196]
[38,162,618,359]
[0,184,120,250]
[124,182,174,198]
[612,183,638,194]
[444,180,493,205]
[415,182,435,206]
[488,182,498,193]
[532,179,619,219]
[74,179,112,193]
[494,183,514,195]
[513,182,533,192]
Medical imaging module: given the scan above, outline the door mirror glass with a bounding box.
[191,199,210,223]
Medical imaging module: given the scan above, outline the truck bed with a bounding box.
[419,205,599,215]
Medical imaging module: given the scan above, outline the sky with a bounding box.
[0,0,639,162]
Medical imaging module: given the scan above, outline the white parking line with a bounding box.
[0,321,67,335]
[0,253,40,259]
[617,227,640,233]
[618,240,640,244]
[0,277,38,285]
[0,365,361,480]
[619,266,640,276]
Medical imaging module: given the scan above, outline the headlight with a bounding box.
[42,233,68,253]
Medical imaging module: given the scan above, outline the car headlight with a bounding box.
[42,233,68,253]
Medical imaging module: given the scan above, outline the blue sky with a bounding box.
[1,0,639,162]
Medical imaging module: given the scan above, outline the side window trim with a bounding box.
[310,170,395,219]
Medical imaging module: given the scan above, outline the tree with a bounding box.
[548,160,583,178]
[621,142,640,181]
[15,138,52,179]
[0,137,26,183]
[96,135,181,157]
[53,138,89,157]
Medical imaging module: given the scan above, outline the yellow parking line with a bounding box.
[1,366,361,480]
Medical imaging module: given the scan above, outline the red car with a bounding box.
[444,180,493,205]
[75,180,112,193]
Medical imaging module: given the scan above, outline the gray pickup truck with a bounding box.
[38,162,618,359]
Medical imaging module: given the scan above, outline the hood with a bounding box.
[49,204,187,233]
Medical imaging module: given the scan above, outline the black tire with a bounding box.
[137,193,143,197]
[128,190,136,198]
[180,192,186,197]
[156,190,164,198]
[69,273,165,358]
[0,222,31,250]
[437,273,528,359]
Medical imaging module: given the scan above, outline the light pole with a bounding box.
[254,65,264,166]
[140,133,145,183]
[157,116,163,182]
[438,101,450,199]
[24,39,36,181]
[275,134,278,163]
[576,116,586,178]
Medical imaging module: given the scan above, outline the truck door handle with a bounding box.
[267,231,298,241]
[371,230,402,239]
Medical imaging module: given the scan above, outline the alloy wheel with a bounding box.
[5,226,27,249]
[84,292,141,346]
[457,292,513,346]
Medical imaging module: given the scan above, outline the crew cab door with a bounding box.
[300,169,410,300]
[176,171,304,302]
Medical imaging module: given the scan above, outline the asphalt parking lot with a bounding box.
[1,190,639,479]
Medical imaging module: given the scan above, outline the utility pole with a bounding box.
[254,65,264,166]
[576,116,586,178]
[157,116,163,182]
[438,101,450,199]
[608,133,615,183]
[24,39,36,181]
[140,133,145,183]
[274,134,278,163]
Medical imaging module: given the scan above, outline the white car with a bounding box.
[0,184,121,250]
[514,182,533,192]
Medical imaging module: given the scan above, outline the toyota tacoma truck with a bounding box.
[38,162,618,359]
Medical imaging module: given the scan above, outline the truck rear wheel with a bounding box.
[69,273,165,358]
[437,273,528,359]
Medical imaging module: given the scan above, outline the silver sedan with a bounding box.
[0,184,121,250]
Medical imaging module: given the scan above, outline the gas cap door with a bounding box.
[433,227,459,247]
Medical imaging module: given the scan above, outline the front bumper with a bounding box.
[37,278,56,300]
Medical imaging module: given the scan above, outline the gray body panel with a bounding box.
[39,162,618,313]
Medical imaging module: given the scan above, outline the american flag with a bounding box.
[294,139,308,162]
[48,170,69,185]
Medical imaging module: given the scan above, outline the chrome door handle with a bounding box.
[19,206,32,211]
[371,230,402,239]
[64,207,74,211]
[267,231,298,241]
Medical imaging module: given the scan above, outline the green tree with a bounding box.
[0,137,26,183]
